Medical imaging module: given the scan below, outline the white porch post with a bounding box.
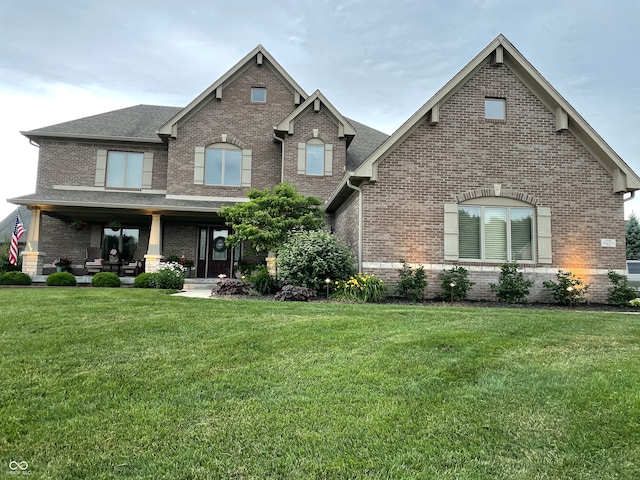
[144,213,163,272]
[22,207,45,276]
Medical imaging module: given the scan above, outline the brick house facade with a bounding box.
[10,36,640,302]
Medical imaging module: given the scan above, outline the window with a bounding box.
[297,139,333,176]
[102,227,140,260]
[458,205,533,261]
[205,146,242,186]
[251,87,266,103]
[106,151,143,188]
[485,98,505,120]
[306,140,325,175]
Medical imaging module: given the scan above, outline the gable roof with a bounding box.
[158,45,309,138]
[348,34,640,194]
[21,105,182,143]
[275,90,357,144]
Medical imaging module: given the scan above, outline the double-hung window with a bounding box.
[205,146,242,186]
[458,205,533,261]
[106,151,143,188]
[305,139,325,175]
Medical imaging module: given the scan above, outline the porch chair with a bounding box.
[84,247,103,274]
[122,248,146,276]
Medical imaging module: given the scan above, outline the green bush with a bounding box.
[133,272,153,288]
[438,266,474,301]
[149,263,184,290]
[249,265,279,295]
[45,272,77,286]
[91,272,121,288]
[332,273,387,303]
[489,261,533,304]
[277,230,355,291]
[396,260,427,301]
[542,270,589,305]
[0,271,32,285]
[606,270,637,306]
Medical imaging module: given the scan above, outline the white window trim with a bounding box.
[297,139,333,176]
[251,87,266,103]
[104,151,144,189]
[485,97,506,120]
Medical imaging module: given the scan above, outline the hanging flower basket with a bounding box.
[108,220,123,231]
[70,219,88,230]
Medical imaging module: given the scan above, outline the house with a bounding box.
[9,35,639,302]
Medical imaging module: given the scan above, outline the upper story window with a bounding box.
[205,145,242,186]
[251,87,266,103]
[485,98,506,120]
[305,139,325,176]
[106,151,143,188]
[458,205,533,262]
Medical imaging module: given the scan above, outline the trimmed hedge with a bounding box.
[0,271,32,285]
[91,272,121,288]
[45,272,77,286]
[133,273,153,288]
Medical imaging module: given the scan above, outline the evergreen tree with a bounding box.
[626,213,640,260]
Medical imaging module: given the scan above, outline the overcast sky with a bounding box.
[1,0,639,222]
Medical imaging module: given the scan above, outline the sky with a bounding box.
[1,0,639,221]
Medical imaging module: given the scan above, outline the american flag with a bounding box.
[8,213,25,266]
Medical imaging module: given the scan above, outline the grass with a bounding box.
[1,288,639,479]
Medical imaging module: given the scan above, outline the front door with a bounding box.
[196,227,233,278]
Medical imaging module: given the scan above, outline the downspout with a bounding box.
[273,133,284,182]
[346,175,363,273]
[624,191,636,202]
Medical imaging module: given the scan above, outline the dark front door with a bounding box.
[196,227,233,278]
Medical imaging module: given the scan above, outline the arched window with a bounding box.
[297,138,333,176]
[205,143,242,186]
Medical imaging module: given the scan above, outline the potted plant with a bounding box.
[108,220,123,231]
[53,256,73,273]
[70,219,88,230]
[179,255,195,278]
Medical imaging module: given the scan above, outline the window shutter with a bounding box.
[297,143,306,175]
[142,152,153,189]
[443,204,459,261]
[537,207,552,263]
[95,150,107,186]
[194,147,205,184]
[241,149,252,187]
[324,144,333,176]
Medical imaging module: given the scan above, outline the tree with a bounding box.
[626,213,640,260]
[219,183,325,254]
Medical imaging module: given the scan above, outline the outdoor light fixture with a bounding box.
[449,282,456,303]
[325,277,331,298]
[566,286,574,308]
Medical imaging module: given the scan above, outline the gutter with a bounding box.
[273,132,284,182]
[624,191,636,202]
[346,175,363,273]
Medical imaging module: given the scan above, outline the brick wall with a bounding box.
[281,107,348,200]
[332,190,359,256]
[166,62,297,197]
[337,60,626,303]
[36,140,168,191]
[162,222,199,260]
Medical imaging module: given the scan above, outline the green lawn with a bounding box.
[1,288,639,479]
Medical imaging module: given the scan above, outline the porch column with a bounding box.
[144,213,163,272]
[22,207,45,276]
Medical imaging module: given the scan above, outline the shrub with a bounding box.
[396,260,427,301]
[149,262,184,290]
[275,284,317,302]
[277,230,354,291]
[438,266,474,301]
[249,265,279,295]
[489,261,533,304]
[211,279,251,296]
[606,270,638,306]
[133,272,153,288]
[91,272,121,288]
[542,270,589,305]
[46,272,77,286]
[0,271,32,285]
[332,273,387,303]
[629,298,640,307]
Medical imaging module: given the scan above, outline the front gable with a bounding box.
[348,34,640,194]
